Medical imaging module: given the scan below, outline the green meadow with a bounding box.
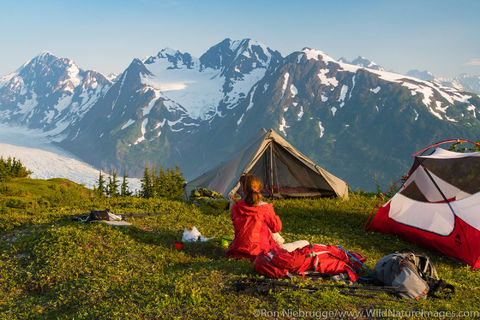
[0,178,479,319]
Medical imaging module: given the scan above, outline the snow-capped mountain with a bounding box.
[452,73,480,95]
[56,39,283,175]
[139,38,282,120]
[406,69,435,82]
[338,56,385,71]
[407,69,480,94]
[0,52,112,134]
[1,39,480,190]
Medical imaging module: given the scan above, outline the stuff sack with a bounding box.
[88,209,110,221]
[373,250,454,299]
[87,209,122,222]
[254,244,362,282]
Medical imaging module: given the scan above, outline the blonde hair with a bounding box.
[240,173,263,206]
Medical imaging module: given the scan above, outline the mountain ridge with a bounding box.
[1,39,479,191]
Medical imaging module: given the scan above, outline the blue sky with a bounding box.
[1,0,479,78]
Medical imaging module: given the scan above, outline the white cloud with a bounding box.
[464,58,480,66]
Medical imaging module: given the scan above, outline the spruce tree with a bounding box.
[165,168,173,198]
[0,156,32,180]
[107,170,119,197]
[96,171,106,197]
[140,166,152,198]
[172,164,186,200]
[158,166,167,198]
[151,166,159,198]
[120,170,132,197]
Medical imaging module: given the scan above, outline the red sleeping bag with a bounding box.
[254,244,363,282]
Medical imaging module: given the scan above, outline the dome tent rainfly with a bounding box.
[184,128,349,201]
[366,140,480,269]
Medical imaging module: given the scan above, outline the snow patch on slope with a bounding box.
[279,117,289,136]
[349,75,356,99]
[318,121,325,138]
[121,119,135,130]
[142,89,161,116]
[133,118,149,145]
[245,84,257,112]
[467,105,476,118]
[413,109,419,121]
[302,48,337,64]
[54,94,74,113]
[61,63,83,93]
[338,85,348,108]
[281,73,290,97]
[290,84,298,98]
[370,86,381,94]
[225,68,267,107]
[297,106,304,120]
[237,113,244,126]
[318,69,338,87]
[17,92,38,115]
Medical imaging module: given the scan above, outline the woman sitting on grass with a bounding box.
[226,173,309,261]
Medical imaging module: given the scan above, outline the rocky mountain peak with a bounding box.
[144,48,196,69]
[200,38,281,72]
[406,69,435,81]
[339,56,385,71]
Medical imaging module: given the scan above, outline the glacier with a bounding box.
[0,124,140,190]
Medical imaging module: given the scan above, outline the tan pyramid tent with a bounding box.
[184,129,349,200]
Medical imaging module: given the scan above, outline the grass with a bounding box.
[1,178,479,319]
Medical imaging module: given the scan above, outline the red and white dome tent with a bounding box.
[365,139,480,269]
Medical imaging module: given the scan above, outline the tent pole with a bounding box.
[422,166,455,214]
[422,165,474,262]
[270,143,274,197]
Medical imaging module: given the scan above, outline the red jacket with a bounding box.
[225,200,282,261]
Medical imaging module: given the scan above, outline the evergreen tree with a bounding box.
[0,156,32,180]
[151,166,159,198]
[0,159,6,179]
[165,168,173,199]
[107,170,120,197]
[140,166,153,198]
[96,171,106,197]
[138,164,185,200]
[172,164,186,200]
[158,166,167,197]
[120,170,132,197]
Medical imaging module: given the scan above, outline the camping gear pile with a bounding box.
[250,245,454,300]
[366,140,480,269]
[189,187,223,200]
[254,244,365,283]
[86,209,123,222]
[72,210,171,226]
[71,209,131,226]
[189,187,229,210]
[184,129,349,201]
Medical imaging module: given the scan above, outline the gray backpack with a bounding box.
[373,250,454,299]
